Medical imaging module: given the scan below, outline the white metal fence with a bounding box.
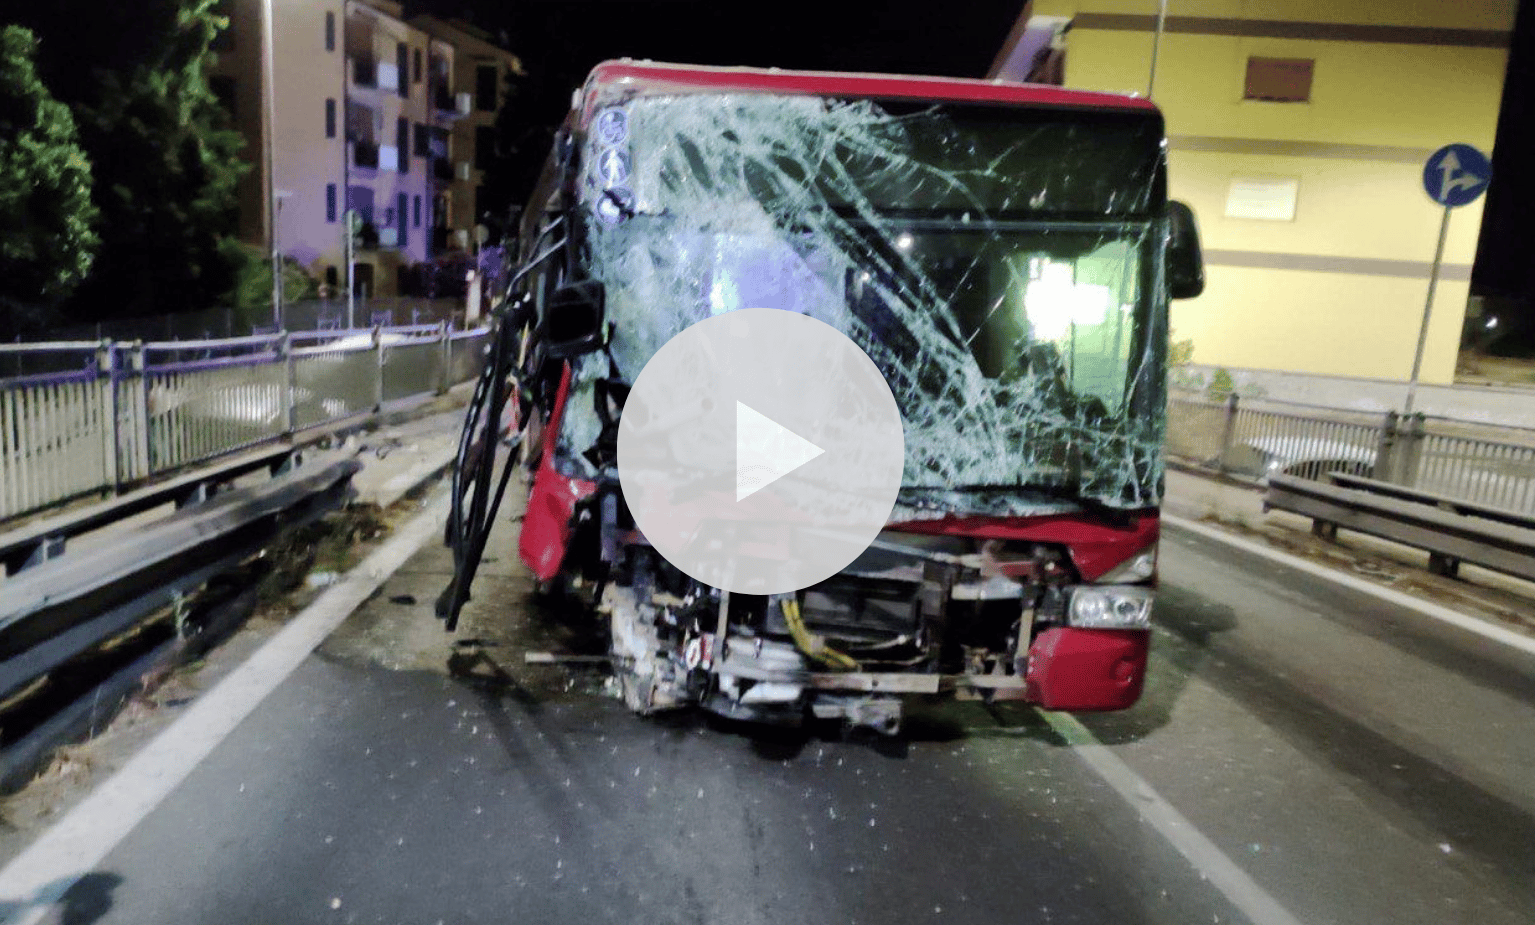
[0,325,488,521]
[1168,393,1535,515]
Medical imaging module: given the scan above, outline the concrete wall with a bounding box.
[1029,0,1516,384]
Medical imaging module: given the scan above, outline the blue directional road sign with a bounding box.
[1423,143,1491,207]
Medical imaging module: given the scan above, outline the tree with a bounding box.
[0,26,98,333]
[9,0,247,324]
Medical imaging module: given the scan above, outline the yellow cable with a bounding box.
[782,598,859,672]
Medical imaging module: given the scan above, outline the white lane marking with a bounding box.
[1164,513,1535,658]
[1039,710,1308,925]
[0,494,448,924]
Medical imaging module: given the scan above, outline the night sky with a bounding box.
[411,0,1534,311]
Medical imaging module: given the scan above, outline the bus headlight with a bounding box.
[1068,585,1153,629]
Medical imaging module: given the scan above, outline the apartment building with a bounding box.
[993,1,1516,384]
[410,16,526,242]
[210,0,520,297]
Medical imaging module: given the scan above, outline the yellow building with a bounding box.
[995,1,1516,384]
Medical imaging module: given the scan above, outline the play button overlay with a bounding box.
[736,402,824,501]
[617,308,905,595]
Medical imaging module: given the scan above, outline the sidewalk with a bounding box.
[346,402,465,509]
[1162,464,1535,638]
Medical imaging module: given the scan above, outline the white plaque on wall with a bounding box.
[1224,177,1300,221]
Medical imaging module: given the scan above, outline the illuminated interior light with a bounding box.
[1023,261,1110,342]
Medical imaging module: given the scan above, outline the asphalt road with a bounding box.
[11,512,1535,925]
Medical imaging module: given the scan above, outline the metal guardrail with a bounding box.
[0,441,309,576]
[1168,394,1535,516]
[0,324,488,522]
[0,452,361,791]
[1264,472,1535,583]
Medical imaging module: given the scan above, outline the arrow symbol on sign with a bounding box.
[1437,150,1485,202]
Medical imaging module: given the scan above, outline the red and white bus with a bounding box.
[440,60,1204,734]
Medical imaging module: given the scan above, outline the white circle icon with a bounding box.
[617,308,905,595]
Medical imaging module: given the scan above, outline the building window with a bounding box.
[475,125,495,170]
[348,185,374,224]
[325,11,335,51]
[397,116,409,173]
[397,43,409,98]
[210,75,236,120]
[325,98,336,138]
[398,193,409,248]
[345,99,376,144]
[413,48,423,82]
[413,122,430,157]
[414,195,422,228]
[1245,57,1313,102]
[327,183,338,223]
[475,64,497,111]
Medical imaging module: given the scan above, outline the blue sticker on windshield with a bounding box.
[595,108,628,147]
[595,187,636,225]
[598,148,631,186]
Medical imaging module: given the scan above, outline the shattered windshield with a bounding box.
[567,91,1169,513]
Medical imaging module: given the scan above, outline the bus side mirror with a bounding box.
[1166,201,1205,300]
[542,279,606,358]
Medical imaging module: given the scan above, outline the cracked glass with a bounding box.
[559,83,1170,516]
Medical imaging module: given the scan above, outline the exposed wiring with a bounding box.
[781,597,860,672]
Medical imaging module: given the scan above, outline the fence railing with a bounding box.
[0,324,488,521]
[1168,393,1535,516]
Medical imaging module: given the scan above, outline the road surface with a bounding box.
[3,500,1533,925]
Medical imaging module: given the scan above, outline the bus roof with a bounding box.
[581,59,1158,122]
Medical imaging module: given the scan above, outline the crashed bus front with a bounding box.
[440,61,1204,733]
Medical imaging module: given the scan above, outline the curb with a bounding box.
[360,450,457,511]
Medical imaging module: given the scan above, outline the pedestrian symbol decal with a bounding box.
[598,148,631,186]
